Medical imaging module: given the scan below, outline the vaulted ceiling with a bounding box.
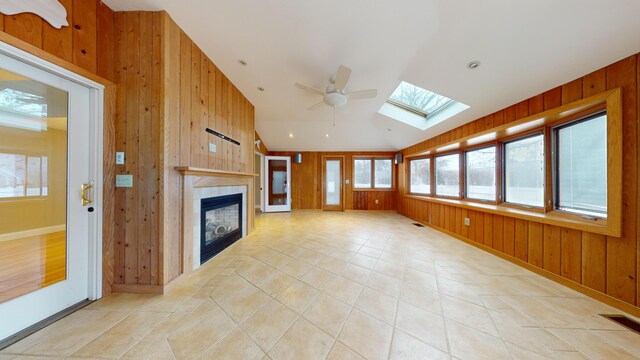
[104,0,640,151]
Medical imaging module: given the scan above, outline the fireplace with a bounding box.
[200,193,243,264]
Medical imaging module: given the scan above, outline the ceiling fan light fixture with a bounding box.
[324,92,348,107]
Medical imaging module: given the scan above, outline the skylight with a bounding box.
[388,81,453,117]
[379,81,469,131]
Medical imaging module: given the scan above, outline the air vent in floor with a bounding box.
[412,223,425,227]
[601,314,640,334]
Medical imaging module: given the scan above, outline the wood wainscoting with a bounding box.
[399,54,640,312]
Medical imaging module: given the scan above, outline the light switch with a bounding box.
[208,143,217,153]
[115,152,125,165]
[345,179,350,184]
[116,174,133,188]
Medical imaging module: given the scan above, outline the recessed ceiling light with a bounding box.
[467,61,481,70]
[289,133,293,138]
[238,59,248,66]
[257,86,265,92]
[387,128,391,132]
[325,134,329,138]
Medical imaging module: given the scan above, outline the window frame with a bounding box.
[551,111,608,219]
[464,143,499,204]
[402,88,622,237]
[408,156,433,195]
[501,132,546,212]
[352,156,395,191]
[434,151,463,199]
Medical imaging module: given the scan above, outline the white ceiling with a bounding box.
[103,0,640,152]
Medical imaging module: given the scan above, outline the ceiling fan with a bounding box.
[295,65,378,110]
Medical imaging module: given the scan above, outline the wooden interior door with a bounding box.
[323,156,344,211]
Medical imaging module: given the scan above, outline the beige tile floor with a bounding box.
[2,210,640,360]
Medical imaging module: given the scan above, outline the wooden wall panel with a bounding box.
[269,152,396,210]
[71,0,98,73]
[398,54,640,311]
[111,13,256,286]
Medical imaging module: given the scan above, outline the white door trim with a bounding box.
[255,152,264,212]
[0,40,104,301]
[264,156,291,213]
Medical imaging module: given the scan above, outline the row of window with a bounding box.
[408,111,608,218]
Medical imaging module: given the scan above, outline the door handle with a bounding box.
[81,183,93,206]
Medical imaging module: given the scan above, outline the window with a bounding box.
[353,159,372,188]
[465,146,496,201]
[410,158,430,194]
[555,112,607,217]
[504,134,544,207]
[0,153,48,198]
[374,159,392,188]
[353,157,393,189]
[435,153,460,197]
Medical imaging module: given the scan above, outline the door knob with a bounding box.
[81,183,93,206]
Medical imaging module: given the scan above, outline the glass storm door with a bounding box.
[0,52,91,341]
[264,156,291,212]
[323,157,343,211]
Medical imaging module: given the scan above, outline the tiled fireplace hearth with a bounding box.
[177,167,255,273]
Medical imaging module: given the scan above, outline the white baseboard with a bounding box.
[0,224,66,243]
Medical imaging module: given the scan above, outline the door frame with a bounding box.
[264,156,291,212]
[255,151,264,213]
[322,155,345,211]
[0,40,104,301]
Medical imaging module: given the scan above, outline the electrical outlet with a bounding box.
[375,199,379,204]
[208,143,217,153]
[464,217,470,226]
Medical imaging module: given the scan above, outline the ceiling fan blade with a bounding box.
[308,101,325,111]
[347,89,378,99]
[295,82,325,96]
[334,65,352,90]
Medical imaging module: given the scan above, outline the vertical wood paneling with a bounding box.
[179,33,192,166]
[561,228,582,283]
[96,1,115,82]
[528,222,543,267]
[606,56,637,304]
[582,232,607,293]
[113,12,126,284]
[503,217,515,256]
[483,213,493,248]
[4,13,43,47]
[123,12,140,284]
[514,219,528,261]
[72,0,97,73]
[136,12,152,285]
[543,224,562,275]
[492,215,504,252]
[42,0,72,62]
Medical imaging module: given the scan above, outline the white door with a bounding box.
[264,156,291,212]
[254,152,264,213]
[0,51,94,341]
